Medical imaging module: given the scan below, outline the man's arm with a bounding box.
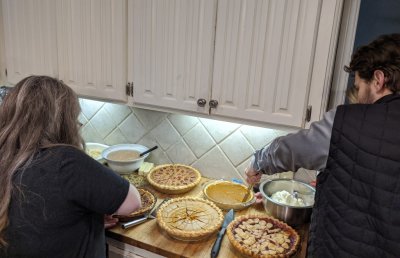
[251,109,336,174]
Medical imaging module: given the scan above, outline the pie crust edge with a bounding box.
[147,164,202,194]
[226,214,300,258]
[156,197,224,241]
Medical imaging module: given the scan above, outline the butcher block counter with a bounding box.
[106,176,310,258]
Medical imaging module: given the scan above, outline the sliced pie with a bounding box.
[147,164,201,194]
[113,188,156,221]
[227,215,300,257]
[156,197,224,241]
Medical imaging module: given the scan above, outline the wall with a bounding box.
[79,98,316,183]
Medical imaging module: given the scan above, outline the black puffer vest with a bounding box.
[308,94,400,258]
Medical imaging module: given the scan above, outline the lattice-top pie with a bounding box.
[147,164,201,194]
[227,215,300,257]
[156,197,224,241]
[113,188,156,221]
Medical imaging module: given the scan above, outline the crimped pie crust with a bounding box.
[113,188,156,221]
[147,164,202,194]
[156,197,224,241]
[227,215,300,258]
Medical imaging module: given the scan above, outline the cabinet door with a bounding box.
[2,0,58,84]
[212,0,330,127]
[56,0,127,102]
[128,0,216,114]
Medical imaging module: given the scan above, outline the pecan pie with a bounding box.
[227,215,300,257]
[156,197,224,241]
[147,164,201,194]
[113,188,156,221]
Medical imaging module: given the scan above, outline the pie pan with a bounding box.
[147,164,202,194]
[227,214,300,257]
[203,180,255,210]
[113,188,157,222]
[156,197,224,241]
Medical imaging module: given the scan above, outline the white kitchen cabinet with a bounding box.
[1,0,58,84]
[128,0,343,128]
[127,0,217,114]
[212,0,343,127]
[56,0,127,102]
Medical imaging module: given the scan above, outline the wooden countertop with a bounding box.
[106,177,309,258]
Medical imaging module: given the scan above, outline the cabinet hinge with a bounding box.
[5,69,7,77]
[305,105,312,122]
[126,82,134,97]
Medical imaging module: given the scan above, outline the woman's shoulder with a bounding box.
[41,145,87,159]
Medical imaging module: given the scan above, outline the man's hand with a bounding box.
[104,214,119,229]
[245,167,261,185]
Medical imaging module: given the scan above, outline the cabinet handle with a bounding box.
[209,99,218,108]
[197,98,207,107]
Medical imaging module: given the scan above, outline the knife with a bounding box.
[211,209,235,258]
[120,198,170,229]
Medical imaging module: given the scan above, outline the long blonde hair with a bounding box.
[0,76,84,246]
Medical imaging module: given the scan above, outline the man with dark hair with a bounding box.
[246,33,400,257]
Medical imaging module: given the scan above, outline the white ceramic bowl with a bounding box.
[102,144,149,174]
[85,143,109,164]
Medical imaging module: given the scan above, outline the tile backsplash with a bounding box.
[79,98,316,183]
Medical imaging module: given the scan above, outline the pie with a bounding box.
[156,197,224,241]
[227,215,300,257]
[147,164,201,194]
[113,188,156,221]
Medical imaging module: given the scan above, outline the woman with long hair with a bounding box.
[0,76,141,258]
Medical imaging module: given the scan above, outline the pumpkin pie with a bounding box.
[113,188,156,221]
[147,164,201,194]
[227,215,300,257]
[156,197,224,241]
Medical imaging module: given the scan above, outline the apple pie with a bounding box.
[156,197,224,241]
[113,188,156,221]
[147,164,201,194]
[227,215,300,257]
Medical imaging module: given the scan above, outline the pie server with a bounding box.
[120,198,170,229]
[211,209,235,258]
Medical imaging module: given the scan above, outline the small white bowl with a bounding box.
[102,144,149,174]
[85,143,109,164]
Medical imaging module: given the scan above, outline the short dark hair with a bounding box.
[344,33,400,92]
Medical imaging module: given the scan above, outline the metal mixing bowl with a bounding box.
[259,179,315,226]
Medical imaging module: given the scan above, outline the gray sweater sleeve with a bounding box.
[251,109,336,174]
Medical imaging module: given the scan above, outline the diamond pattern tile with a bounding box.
[183,123,215,158]
[79,98,314,180]
[192,146,239,179]
[219,131,254,166]
[150,120,180,150]
[168,113,199,135]
[200,118,240,143]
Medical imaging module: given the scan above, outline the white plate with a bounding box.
[85,142,109,163]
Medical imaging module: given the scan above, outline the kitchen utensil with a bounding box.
[139,145,158,157]
[120,198,170,229]
[203,180,255,210]
[210,209,235,258]
[102,144,150,174]
[241,183,254,202]
[260,179,315,226]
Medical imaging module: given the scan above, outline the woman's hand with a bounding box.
[245,167,261,185]
[104,214,119,229]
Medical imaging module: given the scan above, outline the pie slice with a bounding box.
[113,188,156,222]
[156,197,224,241]
[227,215,300,257]
[147,164,201,194]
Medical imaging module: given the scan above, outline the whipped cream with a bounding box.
[270,190,306,207]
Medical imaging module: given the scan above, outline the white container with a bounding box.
[85,143,109,164]
[102,144,149,174]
